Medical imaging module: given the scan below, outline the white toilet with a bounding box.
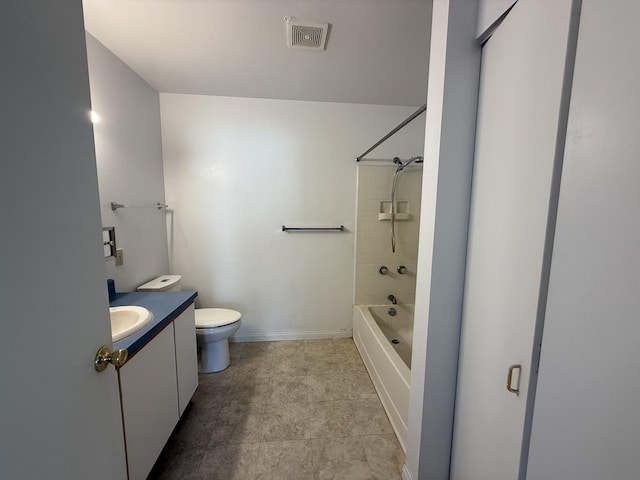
[137,275,242,373]
[194,308,241,373]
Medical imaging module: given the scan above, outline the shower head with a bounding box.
[394,156,424,171]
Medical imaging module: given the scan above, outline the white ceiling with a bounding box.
[82,0,431,107]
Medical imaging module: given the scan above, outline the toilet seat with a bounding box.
[195,308,241,329]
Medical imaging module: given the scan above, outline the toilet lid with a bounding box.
[195,308,242,328]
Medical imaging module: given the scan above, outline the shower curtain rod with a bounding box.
[355,102,427,162]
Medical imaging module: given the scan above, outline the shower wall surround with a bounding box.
[160,94,422,340]
[355,165,423,305]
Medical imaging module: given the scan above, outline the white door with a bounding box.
[451,1,575,479]
[1,2,127,479]
[527,1,640,478]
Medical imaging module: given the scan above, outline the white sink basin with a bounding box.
[110,306,153,342]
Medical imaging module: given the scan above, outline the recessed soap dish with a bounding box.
[378,201,411,221]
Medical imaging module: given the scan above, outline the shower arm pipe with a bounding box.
[355,102,427,162]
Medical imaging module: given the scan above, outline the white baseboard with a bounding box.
[402,464,413,480]
[230,329,352,343]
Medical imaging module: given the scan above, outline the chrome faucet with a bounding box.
[387,294,397,305]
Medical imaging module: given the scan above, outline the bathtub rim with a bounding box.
[366,304,414,368]
[353,304,411,452]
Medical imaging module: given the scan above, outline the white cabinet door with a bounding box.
[119,327,179,480]
[451,1,575,479]
[173,304,198,415]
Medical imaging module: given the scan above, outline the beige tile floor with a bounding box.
[149,338,404,480]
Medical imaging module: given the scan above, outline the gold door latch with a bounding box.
[506,364,522,395]
[94,346,128,371]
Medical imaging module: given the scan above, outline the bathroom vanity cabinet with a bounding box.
[118,303,197,480]
[173,304,199,415]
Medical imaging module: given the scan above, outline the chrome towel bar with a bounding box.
[111,201,168,211]
[282,225,345,232]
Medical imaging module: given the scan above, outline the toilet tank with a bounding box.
[137,275,182,292]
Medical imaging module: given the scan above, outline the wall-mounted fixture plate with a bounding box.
[102,227,116,259]
[115,248,124,266]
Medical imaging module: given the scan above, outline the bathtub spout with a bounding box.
[387,294,397,304]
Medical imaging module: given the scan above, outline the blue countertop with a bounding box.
[111,291,198,357]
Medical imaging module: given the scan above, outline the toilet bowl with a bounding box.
[195,308,241,373]
[137,275,242,373]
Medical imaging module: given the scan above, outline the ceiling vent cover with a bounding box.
[286,17,329,51]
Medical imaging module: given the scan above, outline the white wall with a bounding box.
[526,0,640,478]
[160,94,422,340]
[86,34,169,292]
[477,0,518,38]
[355,164,423,305]
[405,0,481,478]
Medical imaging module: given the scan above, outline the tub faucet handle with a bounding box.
[397,265,408,274]
[378,266,389,275]
[387,294,397,304]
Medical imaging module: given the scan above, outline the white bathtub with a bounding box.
[353,304,412,451]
